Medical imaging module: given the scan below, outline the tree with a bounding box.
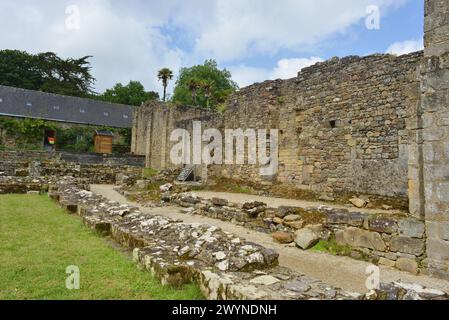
[0,50,95,97]
[157,68,173,102]
[172,59,238,109]
[97,81,159,106]
[0,50,42,90]
[201,79,214,109]
[186,78,201,105]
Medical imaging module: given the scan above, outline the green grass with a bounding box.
[142,168,158,179]
[310,239,352,256]
[0,194,203,300]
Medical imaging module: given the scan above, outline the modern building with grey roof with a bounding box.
[0,85,134,128]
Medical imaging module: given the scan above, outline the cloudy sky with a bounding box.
[0,0,424,96]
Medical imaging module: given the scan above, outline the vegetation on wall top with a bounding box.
[172,59,238,109]
[94,81,159,106]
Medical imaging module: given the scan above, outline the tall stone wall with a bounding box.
[278,53,422,198]
[133,53,422,202]
[420,0,449,279]
[132,102,222,171]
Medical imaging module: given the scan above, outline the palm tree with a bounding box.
[186,78,201,105]
[157,68,173,102]
[201,80,214,109]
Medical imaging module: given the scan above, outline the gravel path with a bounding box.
[91,184,449,294]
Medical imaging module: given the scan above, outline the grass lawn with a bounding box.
[0,194,203,300]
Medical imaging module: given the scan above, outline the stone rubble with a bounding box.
[2,176,447,300]
[49,180,370,300]
[162,191,429,275]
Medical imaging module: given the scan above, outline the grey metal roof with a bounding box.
[95,130,114,136]
[0,85,134,128]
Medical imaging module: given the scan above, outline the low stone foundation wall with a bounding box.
[1,178,445,299]
[0,177,48,194]
[165,192,426,275]
[0,150,143,184]
[49,182,369,300]
[0,150,145,167]
[49,182,449,300]
[0,176,92,195]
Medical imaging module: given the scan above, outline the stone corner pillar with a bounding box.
[421,0,449,279]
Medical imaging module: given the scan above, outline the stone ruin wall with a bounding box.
[133,52,422,204]
[418,0,449,279]
[224,52,422,200]
[0,150,144,188]
[132,102,223,176]
[132,7,449,284]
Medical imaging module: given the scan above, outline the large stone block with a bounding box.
[390,236,425,256]
[211,197,229,207]
[335,227,386,251]
[427,258,449,280]
[427,238,449,261]
[271,231,294,244]
[276,206,297,218]
[325,211,365,227]
[368,217,398,234]
[427,221,449,241]
[396,258,419,275]
[398,218,425,238]
[422,127,446,142]
[294,226,321,250]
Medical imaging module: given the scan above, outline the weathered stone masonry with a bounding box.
[417,0,449,279]
[46,181,449,300]
[131,0,449,280]
[133,52,422,203]
[0,150,144,190]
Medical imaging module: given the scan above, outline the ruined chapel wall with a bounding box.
[132,103,223,170]
[133,53,422,200]
[215,80,282,182]
[212,53,422,198]
[277,52,422,198]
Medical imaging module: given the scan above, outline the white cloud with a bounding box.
[271,57,323,79]
[386,39,424,56]
[189,0,409,61]
[0,0,183,94]
[230,56,323,88]
[0,0,411,93]
[229,65,272,88]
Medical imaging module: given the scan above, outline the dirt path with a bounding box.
[91,184,449,294]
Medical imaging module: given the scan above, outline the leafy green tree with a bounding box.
[157,68,174,102]
[0,50,42,90]
[0,50,95,97]
[172,59,238,109]
[37,52,95,97]
[97,81,159,106]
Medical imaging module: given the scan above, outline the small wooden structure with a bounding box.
[94,130,114,154]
